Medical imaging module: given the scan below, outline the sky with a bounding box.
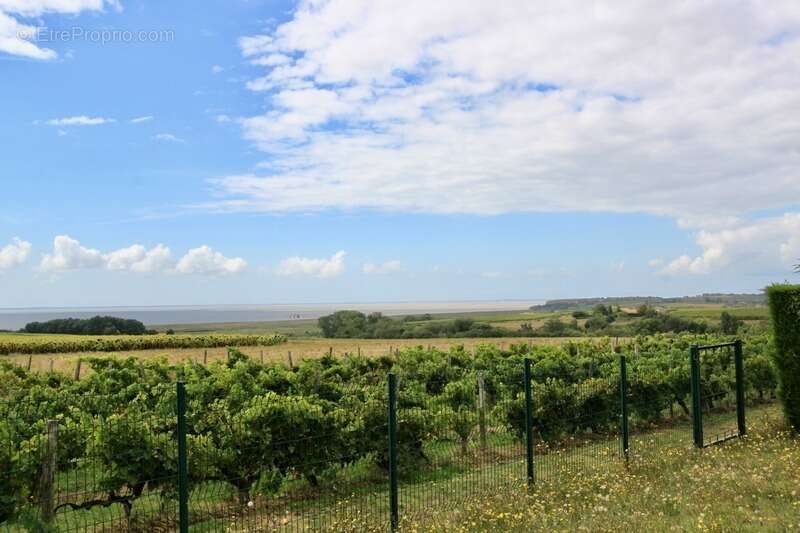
[1,0,799,308]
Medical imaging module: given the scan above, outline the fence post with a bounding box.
[734,340,746,436]
[524,358,534,489]
[388,373,399,531]
[619,355,629,461]
[177,382,189,533]
[690,345,703,448]
[287,351,294,369]
[26,354,32,371]
[74,359,82,381]
[40,419,58,524]
[477,371,487,452]
[203,349,207,365]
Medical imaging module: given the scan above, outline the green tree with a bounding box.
[720,311,743,335]
[318,310,368,338]
[541,318,566,336]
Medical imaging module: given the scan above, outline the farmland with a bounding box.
[2,335,591,374]
[0,331,781,531]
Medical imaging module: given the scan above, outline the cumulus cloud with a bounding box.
[0,1,119,60]
[0,237,31,270]
[362,260,402,275]
[105,244,173,273]
[211,1,800,222]
[38,236,245,276]
[46,116,115,126]
[277,250,346,278]
[659,213,800,276]
[40,235,105,272]
[175,246,247,275]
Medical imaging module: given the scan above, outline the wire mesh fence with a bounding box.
[393,367,527,529]
[184,378,391,532]
[0,339,778,532]
[0,390,180,532]
[533,375,621,483]
[691,342,744,447]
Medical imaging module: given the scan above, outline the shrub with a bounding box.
[720,311,743,335]
[766,284,800,430]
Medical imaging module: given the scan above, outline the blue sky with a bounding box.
[1,1,799,308]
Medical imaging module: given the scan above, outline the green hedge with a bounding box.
[766,284,800,430]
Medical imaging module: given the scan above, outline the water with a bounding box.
[0,301,539,330]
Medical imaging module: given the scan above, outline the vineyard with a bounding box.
[0,333,286,355]
[0,333,778,531]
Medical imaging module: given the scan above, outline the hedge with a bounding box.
[766,284,800,430]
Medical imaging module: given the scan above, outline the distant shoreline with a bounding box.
[0,300,539,330]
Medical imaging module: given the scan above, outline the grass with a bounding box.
[402,404,796,532]
[666,305,769,322]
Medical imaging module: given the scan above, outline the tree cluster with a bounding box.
[22,316,149,336]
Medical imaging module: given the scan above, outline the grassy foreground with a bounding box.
[403,406,798,532]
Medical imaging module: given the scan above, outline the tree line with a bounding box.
[22,316,150,336]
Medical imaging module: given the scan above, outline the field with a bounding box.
[0,331,784,531]
[3,335,592,374]
[137,303,771,337]
[0,302,785,531]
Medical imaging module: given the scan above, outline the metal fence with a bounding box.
[0,341,764,532]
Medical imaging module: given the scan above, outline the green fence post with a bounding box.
[388,373,399,531]
[177,381,189,533]
[734,340,746,436]
[690,345,703,448]
[619,355,629,461]
[524,358,534,489]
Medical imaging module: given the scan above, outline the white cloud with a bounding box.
[130,115,154,124]
[647,258,664,269]
[0,11,55,59]
[249,53,291,67]
[363,260,402,275]
[175,246,247,276]
[214,1,800,221]
[480,271,504,279]
[211,64,224,74]
[0,237,31,270]
[277,250,346,278]
[215,114,232,123]
[38,236,245,275]
[238,34,274,57]
[46,116,115,126]
[105,244,173,273]
[40,235,105,272]
[659,213,800,276]
[154,133,185,143]
[612,261,625,273]
[0,1,118,17]
[0,1,119,60]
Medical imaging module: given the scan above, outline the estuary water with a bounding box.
[0,300,539,330]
